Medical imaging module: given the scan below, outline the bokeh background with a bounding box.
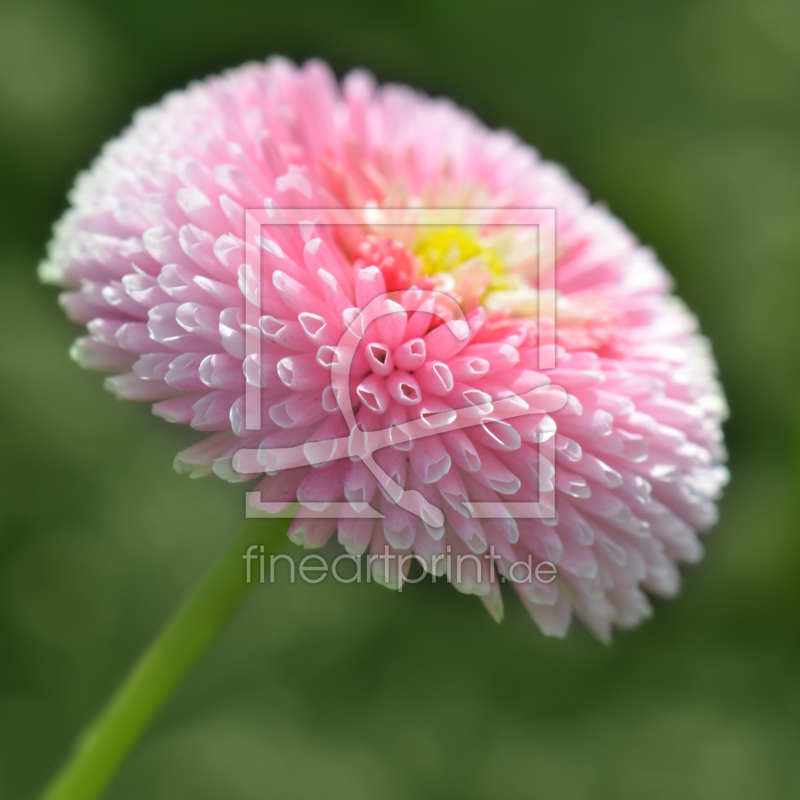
[2,0,799,797]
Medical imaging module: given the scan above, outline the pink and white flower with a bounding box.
[40,58,728,639]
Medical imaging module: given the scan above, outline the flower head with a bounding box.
[40,58,728,640]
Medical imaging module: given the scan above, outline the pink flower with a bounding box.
[40,58,728,640]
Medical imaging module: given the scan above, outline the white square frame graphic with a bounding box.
[237,207,563,523]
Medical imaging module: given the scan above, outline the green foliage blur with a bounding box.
[1,0,799,797]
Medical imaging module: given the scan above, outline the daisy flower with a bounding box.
[41,58,728,640]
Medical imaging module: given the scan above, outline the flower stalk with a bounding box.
[40,517,290,800]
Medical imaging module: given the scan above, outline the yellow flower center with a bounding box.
[412,226,519,311]
[414,226,504,278]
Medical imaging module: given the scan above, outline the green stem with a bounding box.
[40,516,291,800]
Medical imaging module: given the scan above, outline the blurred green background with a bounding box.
[2,0,800,797]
